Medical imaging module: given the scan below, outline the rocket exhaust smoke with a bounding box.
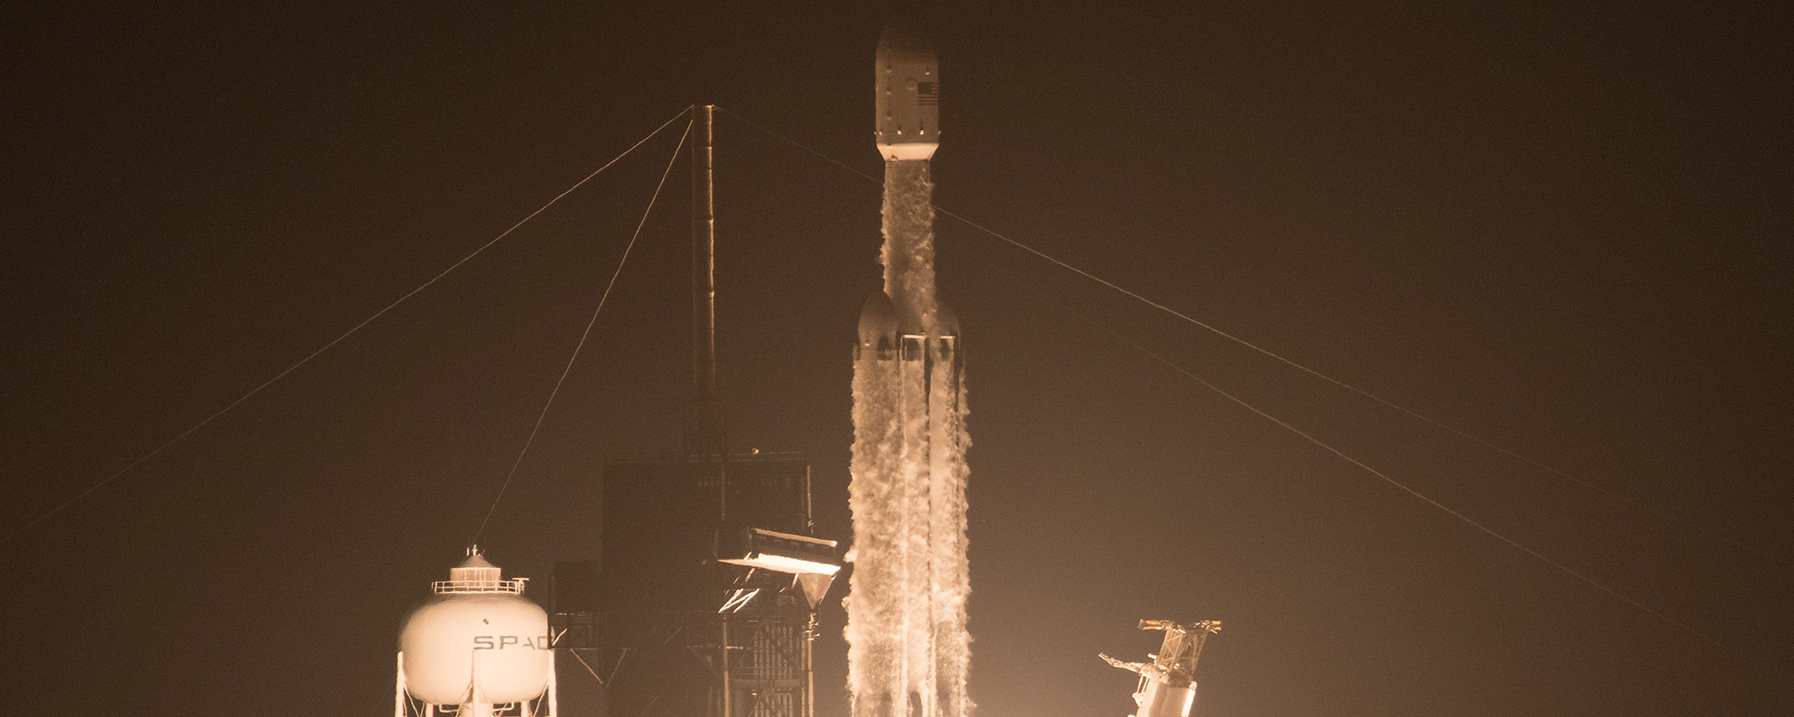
[847,15,971,717]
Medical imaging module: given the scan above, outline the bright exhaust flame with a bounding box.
[847,159,971,717]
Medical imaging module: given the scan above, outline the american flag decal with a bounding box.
[917,81,939,106]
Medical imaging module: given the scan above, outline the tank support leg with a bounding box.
[396,652,407,717]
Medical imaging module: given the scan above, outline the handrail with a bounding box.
[432,578,527,595]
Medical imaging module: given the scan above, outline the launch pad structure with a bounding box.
[552,105,841,717]
[593,453,829,717]
[1100,620,1222,717]
[412,18,1215,717]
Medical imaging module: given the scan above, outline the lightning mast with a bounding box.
[689,104,721,459]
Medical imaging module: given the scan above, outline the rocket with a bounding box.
[847,15,972,717]
[875,14,940,162]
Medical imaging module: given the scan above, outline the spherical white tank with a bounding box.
[399,552,550,706]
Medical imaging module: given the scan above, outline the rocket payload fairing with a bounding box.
[847,15,972,717]
[875,15,940,162]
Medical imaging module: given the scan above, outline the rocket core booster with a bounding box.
[875,15,940,161]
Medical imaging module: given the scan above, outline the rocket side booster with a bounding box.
[857,290,900,361]
[876,15,940,161]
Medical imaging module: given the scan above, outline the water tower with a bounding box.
[396,548,558,717]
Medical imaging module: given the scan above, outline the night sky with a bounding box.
[5,2,1791,716]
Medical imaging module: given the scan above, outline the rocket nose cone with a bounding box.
[858,291,900,346]
[878,13,936,63]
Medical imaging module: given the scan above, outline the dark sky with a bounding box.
[4,1,1791,716]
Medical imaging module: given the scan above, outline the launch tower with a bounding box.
[591,106,841,717]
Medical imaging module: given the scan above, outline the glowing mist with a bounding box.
[846,159,971,717]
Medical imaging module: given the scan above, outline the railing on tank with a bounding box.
[431,577,528,595]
